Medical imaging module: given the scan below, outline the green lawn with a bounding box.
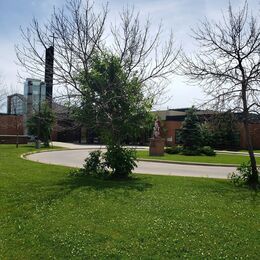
[0,145,259,259]
[237,150,260,153]
[214,149,260,153]
[137,150,260,165]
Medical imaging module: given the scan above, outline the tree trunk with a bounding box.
[243,119,259,188]
[16,115,19,148]
[240,78,259,188]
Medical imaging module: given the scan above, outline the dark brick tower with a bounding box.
[44,46,54,106]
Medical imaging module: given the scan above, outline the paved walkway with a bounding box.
[51,141,148,150]
[215,150,260,157]
[51,142,260,157]
[27,149,236,179]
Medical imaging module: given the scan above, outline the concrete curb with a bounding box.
[138,158,239,167]
[21,148,67,160]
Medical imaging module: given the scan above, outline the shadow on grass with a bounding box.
[59,174,153,193]
[203,178,260,204]
[10,175,153,211]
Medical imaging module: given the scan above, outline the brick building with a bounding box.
[0,113,24,135]
[0,113,27,144]
[155,108,260,149]
[238,122,260,149]
[0,102,81,144]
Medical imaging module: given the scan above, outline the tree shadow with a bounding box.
[24,175,153,210]
[58,174,153,194]
[207,179,259,205]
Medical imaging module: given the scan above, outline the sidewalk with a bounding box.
[216,150,260,157]
[26,149,233,179]
[51,142,260,157]
[51,141,149,150]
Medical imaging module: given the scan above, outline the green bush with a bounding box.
[200,146,216,156]
[74,146,137,179]
[181,148,201,156]
[83,150,109,178]
[166,145,215,156]
[228,162,259,187]
[71,150,109,179]
[68,168,86,177]
[164,146,182,154]
[105,144,137,179]
[165,145,215,157]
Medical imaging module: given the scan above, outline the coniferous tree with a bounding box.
[180,107,202,155]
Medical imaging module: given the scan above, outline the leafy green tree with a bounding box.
[74,53,152,178]
[17,0,179,178]
[179,107,202,155]
[207,112,240,150]
[75,53,152,143]
[27,103,55,147]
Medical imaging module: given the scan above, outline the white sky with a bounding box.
[0,0,259,111]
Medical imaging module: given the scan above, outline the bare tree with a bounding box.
[111,7,179,103]
[16,0,107,98]
[0,75,8,111]
[182,1,260,187]
[9,94,25,148]
[16,0,179,106]
[0,91,6,112]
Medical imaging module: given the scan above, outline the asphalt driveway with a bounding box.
[26,149,236,179]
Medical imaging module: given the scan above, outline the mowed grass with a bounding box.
[137,150,260,165]
[0,145,259,259]
[238,149,260,153]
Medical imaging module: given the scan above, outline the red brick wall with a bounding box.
[163,120,260,149]
[0,115,24,135]
[238,123,260,149]
[0,135,27,144]
[163,121,182,146]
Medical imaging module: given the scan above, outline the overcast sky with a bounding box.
[0,0,259,111]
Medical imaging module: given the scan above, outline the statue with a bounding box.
[153,117,162,138]
[149,116,165,156]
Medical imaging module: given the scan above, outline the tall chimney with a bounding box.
[44,46,54,106]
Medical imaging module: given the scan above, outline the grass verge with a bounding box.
[0,144,259,258]
[137,150,260,165]
[234,149,260,153]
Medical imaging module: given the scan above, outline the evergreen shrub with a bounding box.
[200,146,216,156]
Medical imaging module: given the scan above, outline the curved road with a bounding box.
[26,149,236,179]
